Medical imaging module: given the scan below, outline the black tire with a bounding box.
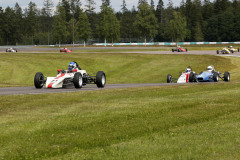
[217,50,219,54]
[73,72,83,88]
[60,50,62,52]
[189,72,196,82]
[231,50,233,53]
[172,49,174,52]
[223,72,230,81]
[96,71,106,88]
[178,49,180,52]
[238,48,239,52]
[34,72,45,89]
[213,72,219,82]
[167,74,172,83]
[186,48,188,52]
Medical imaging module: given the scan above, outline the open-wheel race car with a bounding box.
[194,65,230,82]
[227,46,239,53]
[60,48,72,53]
[216,46,238,54]
[6,48,17,52]
[172,46,188,52]
[34,62,106,89]
[167,66,197,83]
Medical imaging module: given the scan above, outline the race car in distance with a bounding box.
[34,62,106,89]
[216,47,237,54]
[6,48,17,52]
[167,66,197,83]
[228,46,239,53]
[60,48,72,53]
[172,46,188,52]
[195,65,230,82]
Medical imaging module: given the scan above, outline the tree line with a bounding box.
[0,0,240,45]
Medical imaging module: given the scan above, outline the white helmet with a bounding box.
[207,65,214,71]
[185,66,192,72]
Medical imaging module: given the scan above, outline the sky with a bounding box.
[1,0,182,12]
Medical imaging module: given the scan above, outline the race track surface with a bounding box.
[0,83,181,96]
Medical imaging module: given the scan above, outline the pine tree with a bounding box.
[52,5,68,46]
[85,0,96,14]
[121,0,128,13]
[76,10,91,47]
[96,4,120,44]
[151,0,155,10]
[134,3,158,43]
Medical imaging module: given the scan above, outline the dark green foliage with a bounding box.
[0,0,240,44]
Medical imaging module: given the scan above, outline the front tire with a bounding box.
[34,72,45,89]
[213,72,219,82]
[224,72,230,81]
[167,74,172,83]
[73,72,83,88]
[217,50,219,54]
[96,71,106,88]
[172,49,174,52]
[186,48,188,52]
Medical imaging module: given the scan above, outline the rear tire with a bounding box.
[172,49,174,52]
[186,48,188,52]
[96,71,106,88]
[213,72,219,82]
[189,72,196,82]
[167,74,172,83]
[73,72,83,88]
[34,72,45,89]
[217,50,219,54]
[224,72,230,81]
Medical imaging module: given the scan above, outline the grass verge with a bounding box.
[0,82,240,159]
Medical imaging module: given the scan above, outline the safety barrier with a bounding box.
[93,42,240,46]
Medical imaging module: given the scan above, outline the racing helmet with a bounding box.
[68,62,77,71]
[207,65,214,72]
[185,67,192,72]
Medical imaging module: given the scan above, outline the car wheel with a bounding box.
[73,72,83,88]
[189,72,196,82]
[216,50,219,54]
[178,49,180,52]
[224,72,230,81]
[172,49,174,52]
[186,48,188,52]
[213,72,219,82]
[167,74,172,83]
[34,72,45,89]
[96,71,106,88]
[238,48,239,52]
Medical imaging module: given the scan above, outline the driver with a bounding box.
[68,62,77,72]
[185,66,192,73]
[207,65,214,72]
[68,61,81,72]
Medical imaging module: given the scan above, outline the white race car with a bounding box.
[6,48,17,52]
[34,62,106,89]
[167,66,197,83]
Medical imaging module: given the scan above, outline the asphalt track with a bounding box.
[0,83,182,96]
[0,47,239,95]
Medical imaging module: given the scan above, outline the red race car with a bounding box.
[60,48,72,53]
[172,46,188,52]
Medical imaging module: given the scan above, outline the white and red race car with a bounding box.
[6,48,17,52]
[34,62,106,89]
[167,66,196,83]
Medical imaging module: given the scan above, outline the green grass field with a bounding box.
[0,83,240,159]
[0,53,238,87]
[0,51,240,159]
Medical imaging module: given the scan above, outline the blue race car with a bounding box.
[195,65,230,82]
